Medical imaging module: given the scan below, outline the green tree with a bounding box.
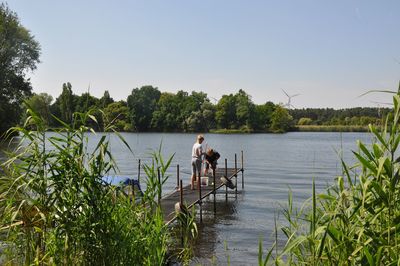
[75,92,99,113]
[0,3,40,135]
[177,90,209,131]
[235,89,256,129]
[103,101,131,131]
[100,90,114,108]
[74,92,103,130]
[24,93,53,125]
[254,101,275,130]
[216,94,236,129]
[185,110,204,132]
[270,105,293,132]
[200,101,216,131]
[58,82,75,124]
[151,92,180,131]
[127,86,160,131]
[297,117,312,125]
[215,90,257,130]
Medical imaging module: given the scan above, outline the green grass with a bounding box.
[209,128,253,134]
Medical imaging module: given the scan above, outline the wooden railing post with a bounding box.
[213,167,216,214]
[180,180,183,205]
[179,180,183,246]
[176,164,180,190]
[225,158,228,201]
[138,159,141,181]
[198,174,202,223]
[241,150,244,189]
[235,153,238,196]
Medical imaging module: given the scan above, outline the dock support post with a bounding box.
[198,176,202,223]
[213,168,216,214]
[225,158,228,201]
[235,153,238,197]
[176,164,180,190]
[179,180,184,246]
[138,159,141,181]
[241,150,244,189]
[180,180,183,205]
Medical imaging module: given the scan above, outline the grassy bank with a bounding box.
[210,125,372,134]
[209,128,253,134]
[293,124,370,132]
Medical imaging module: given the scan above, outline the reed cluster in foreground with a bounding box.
[260,93,400,265]
[0,109,195,265]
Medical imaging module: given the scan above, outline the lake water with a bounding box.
[0,132,373,265]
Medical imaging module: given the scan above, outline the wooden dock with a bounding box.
[161,152,245,225]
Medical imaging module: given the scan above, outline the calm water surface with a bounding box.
[0,132,372,265]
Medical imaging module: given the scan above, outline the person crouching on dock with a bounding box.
[204,148,220,175]
[191,134,204,190]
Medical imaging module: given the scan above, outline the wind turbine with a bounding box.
[281,89,300,109]
[370,100,392,117]
[209,96,218,104]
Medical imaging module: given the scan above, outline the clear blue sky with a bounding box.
[6,0,400,108]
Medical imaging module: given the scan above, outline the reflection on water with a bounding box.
[0,132,373,265]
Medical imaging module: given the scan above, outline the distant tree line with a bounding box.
[290,107,391,127]
[20,84,389,134]
[24,85,294,133]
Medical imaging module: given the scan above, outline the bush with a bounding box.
[297,117,313,125]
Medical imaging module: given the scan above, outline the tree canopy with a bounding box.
[127,86,161,131]
[19,83,387,134]
[0,3,40,135]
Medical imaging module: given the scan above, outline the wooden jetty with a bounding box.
[160,151,245,225]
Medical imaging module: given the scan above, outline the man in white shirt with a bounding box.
[191,134,204,190]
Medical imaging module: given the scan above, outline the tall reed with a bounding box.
[260,92,400,265]
[0,109,173,265]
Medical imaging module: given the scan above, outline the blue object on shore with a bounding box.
[102,175,144,196]
[121,178,144,196]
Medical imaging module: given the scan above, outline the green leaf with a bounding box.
[353,152,377,175]
[358,141,374,162]
[369,125,388,151]
[370,181,388,206]
[363,246,374,266]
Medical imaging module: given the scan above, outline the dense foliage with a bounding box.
[0,109,191,265]
[290,106,391,126]
[20,84,386,134]
[25,84,287,132]
[0,3,40,135]
[260,92,400,265]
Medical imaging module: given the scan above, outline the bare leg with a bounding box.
[191,174,196,190]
